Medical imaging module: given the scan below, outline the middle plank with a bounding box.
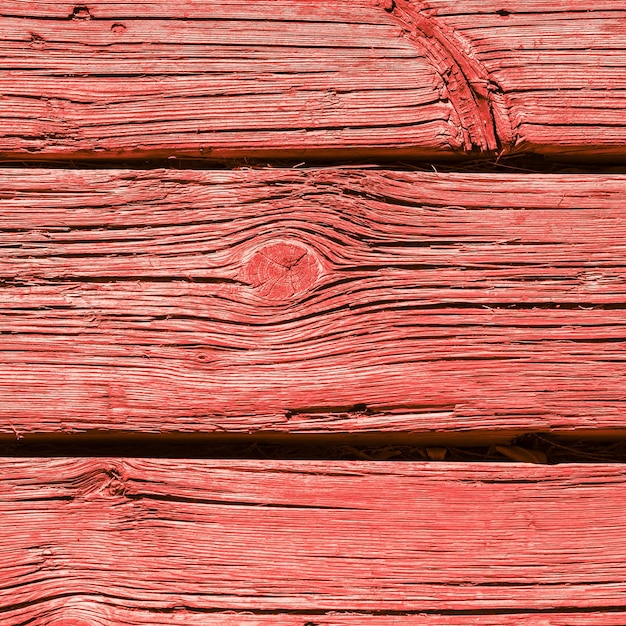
[1,168,625,437]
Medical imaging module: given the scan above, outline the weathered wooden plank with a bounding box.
[1,168,625,437]
[2,459,626,623]
[11,611,626,626]
[0,0,625,161]
[9,613,626,626]
[0,0,451,162]
[7,616,626,626]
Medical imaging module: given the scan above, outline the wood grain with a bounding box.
[2,458,626,623]
[0,0,625,161]
[0,0,452,162]
[1,168,626,437]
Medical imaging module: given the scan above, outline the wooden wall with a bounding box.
[1,1,625,623]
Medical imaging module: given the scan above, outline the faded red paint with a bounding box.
[1,459,626,622]
[1,169,625,438]
[0,0,624,161]
[0,2,624,623]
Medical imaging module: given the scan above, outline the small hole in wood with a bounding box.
[29,32,46,49]
[496,9,511,16]
[375,0,395,11]
[70,5,92,20]
[111,22,126,34]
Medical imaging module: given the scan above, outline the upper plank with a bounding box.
[0,0,625,161]
[1,168,626,438]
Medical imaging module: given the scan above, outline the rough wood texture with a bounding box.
[2,168,626,437]
[2,458,626,623]
[0,0,625,161]
[13,616,626,626]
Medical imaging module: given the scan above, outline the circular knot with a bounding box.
[242,240,321,301]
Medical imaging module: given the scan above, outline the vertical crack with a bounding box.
[389,0,514,153]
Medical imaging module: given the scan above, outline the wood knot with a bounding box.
[241,240,321,302]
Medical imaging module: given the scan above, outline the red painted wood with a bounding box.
[1,458,626,623]
[1,168,625,437]
[0,0,625,161]
[30,615,626,626]
[0,3,622,622]
[0,0,453,162]
[30,616,626,626]
[29,614,626,626]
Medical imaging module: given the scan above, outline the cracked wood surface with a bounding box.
[2,458,626,623]
[0,0,625,161]
[2,168,626,437]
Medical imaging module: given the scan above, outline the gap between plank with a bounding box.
[2,431,626,463]
[1,155,626,172]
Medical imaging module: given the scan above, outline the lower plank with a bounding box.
[11,609,626,626]
[2,459,626,624]
[2,169,626,437]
